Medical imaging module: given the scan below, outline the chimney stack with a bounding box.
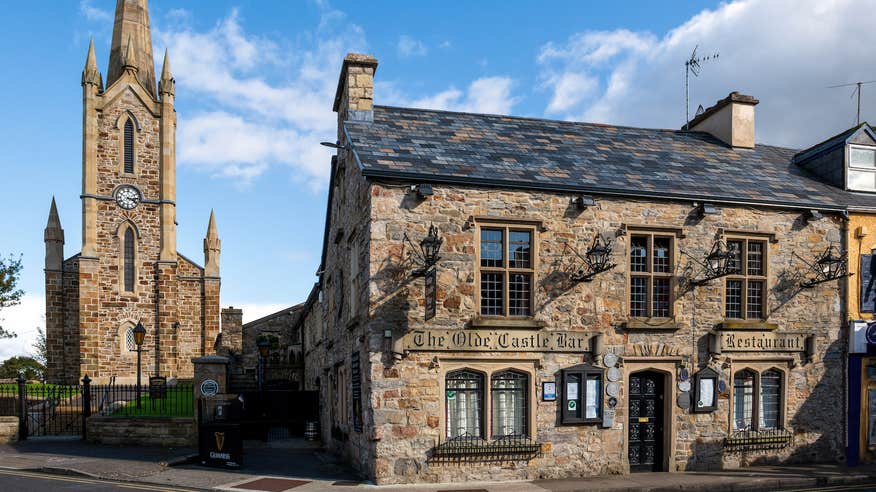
[333,53,378,123]
[687,92,758,148]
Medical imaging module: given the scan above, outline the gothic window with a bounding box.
[123,227,135,292]
[446,370,484,439]
[733,370,755,430]
[759,369,782,429]
[732,367,784,431]
[491,370,528,438]
[125,326,136,352]
[123,119,135,174]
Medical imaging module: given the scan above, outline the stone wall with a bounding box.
[0,416,18,443]
[86,416,195,447]
[302,175,847,484]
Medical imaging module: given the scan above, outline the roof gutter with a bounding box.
[360,168,847,213]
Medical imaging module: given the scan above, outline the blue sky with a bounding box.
[0,0,873,359]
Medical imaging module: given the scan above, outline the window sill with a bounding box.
[469,316,546,329]
[623,318,679,330]
[717,320,778,330]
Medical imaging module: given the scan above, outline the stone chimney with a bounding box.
[333,53,378,123]
[686,92,758,148]
[219,307,243,355]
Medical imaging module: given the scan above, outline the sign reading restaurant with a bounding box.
[402,329,593,352]
[720,331,807,352]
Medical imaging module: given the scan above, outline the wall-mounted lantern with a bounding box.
[695,202,719,218]
[692,238,740,285]
[571,194,597,210]
[570,234,618,282]
[404,224,443,276]
[800,244,852,288]
[692,367,719,413]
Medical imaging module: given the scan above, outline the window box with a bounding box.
[723,429,793,451]
[560,364,603,424]
[428,434,541,463]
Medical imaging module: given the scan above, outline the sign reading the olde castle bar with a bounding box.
[720,331,806,352]
[402,329,593,352]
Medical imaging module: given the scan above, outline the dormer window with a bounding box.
[848,145,876,191]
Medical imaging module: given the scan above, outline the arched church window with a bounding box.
[125,326,136,352]
[123,119,135,174]
[124,228,135,291]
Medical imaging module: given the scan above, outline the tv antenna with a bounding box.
[684,45,719,129]
[827,80,876,125]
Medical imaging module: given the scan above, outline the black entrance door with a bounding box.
[628,371,664,472]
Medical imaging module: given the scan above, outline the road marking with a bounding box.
[0,468,193,491]
[784,484,876,492]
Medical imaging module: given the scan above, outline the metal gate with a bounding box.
[237,390,319,441]
[0,375,88,439]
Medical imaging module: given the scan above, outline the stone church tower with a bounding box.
[44,0,221,383]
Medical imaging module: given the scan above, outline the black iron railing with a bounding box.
[429,433,541,463]
[724,428,794,451]
[90,382,193,418]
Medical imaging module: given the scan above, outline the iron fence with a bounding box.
[90,382,194,418]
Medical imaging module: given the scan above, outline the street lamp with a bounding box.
[257,339,271,392]
[132,321,146,408]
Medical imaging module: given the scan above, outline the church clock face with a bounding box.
[114,185,141,210]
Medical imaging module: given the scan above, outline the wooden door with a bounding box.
[628,371,665,472]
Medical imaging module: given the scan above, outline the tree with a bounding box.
[0,254,23,339]
[0,356,44,380]
[32,326,47,366]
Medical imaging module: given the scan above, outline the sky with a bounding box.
[0,0,874,360]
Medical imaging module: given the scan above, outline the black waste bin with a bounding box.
[198,398,243,468]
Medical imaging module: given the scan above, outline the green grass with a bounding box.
[110,387,193,417]
[0,383,80,398]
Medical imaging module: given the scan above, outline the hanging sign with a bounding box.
[424,268,437,321]
[719,331,807,352]
[401,329,593,352]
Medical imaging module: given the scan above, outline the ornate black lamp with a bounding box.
[405,224,443,276]
[570,234,617,282]
[801,245,852,288]
[693,239,739,285]
[132,321,146,408]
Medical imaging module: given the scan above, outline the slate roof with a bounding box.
[344,105,876,211]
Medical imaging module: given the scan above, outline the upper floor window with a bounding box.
[725,238,767,319]
[123,227,135,292]
[629,233,674,318]
[123,119,135,174]
[848,145,876,191]
[478,224,536,317]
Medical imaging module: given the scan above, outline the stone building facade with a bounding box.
[300,53,876,484]
[44,0,221,384]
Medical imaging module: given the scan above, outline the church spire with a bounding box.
[204,210,221,277]
[82,38,102,89]
[159,48,175,98]
[106,0,156,97]
[45,197,64,271]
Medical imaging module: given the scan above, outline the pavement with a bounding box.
[2,438,876,492]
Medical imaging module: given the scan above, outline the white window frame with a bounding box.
[848,144,876,192]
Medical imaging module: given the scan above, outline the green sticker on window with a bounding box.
[567,400,576,411]
[446,390,456,400]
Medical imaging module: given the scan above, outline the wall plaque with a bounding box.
[401,329,593,352]
[719,331,806,352]
[424,268,437,321]
[200,379,219,397]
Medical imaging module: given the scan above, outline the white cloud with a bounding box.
[537,0,876,148]
[79,0,111,22]
[153,7,366,186]
[398,35,428,57]
[0,295,45,362]
[389,77,519,115]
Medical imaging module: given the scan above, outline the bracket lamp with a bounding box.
[696,202,719,217]
[319,141,350,151]
[572,194,597,210]
[413,183,434,198]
